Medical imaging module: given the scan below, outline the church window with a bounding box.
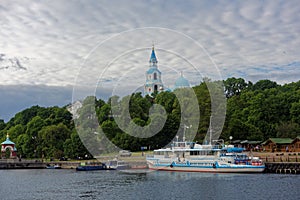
[154,73,157,80]
[154,85,158,92]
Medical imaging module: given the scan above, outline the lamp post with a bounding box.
[183,124,192,142]
[209,116,212,145]
[32,136,37,158]
[229,136,233,144]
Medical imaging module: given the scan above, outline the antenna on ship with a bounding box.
[209,116,212,145]
[183,124,192,142]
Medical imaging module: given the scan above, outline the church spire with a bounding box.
[149,44,158,64]
[145,44,164,95]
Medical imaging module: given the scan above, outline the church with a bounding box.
[1,134,17,159]
[144,46,190,95]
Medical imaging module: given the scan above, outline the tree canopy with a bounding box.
[0,78,299,158]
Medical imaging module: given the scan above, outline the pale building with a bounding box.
[144,46,164,95]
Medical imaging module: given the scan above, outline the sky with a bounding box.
[0,0,300,121]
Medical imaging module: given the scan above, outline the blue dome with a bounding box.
[174,75,190,88]
[1,136,15,145]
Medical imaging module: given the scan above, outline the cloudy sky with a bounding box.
[0,0,299,121]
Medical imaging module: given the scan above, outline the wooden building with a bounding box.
[262,138,293,152]
[291,136,300,152]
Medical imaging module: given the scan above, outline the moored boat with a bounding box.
[76,162,114,171]
[46,164,61,169]
[106,159,130,170]
[146,140,265,173]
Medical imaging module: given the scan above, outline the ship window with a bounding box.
[164,152,169,157]
[191,151,200,155]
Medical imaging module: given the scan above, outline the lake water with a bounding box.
[0,169,299,200]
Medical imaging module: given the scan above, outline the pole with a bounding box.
[209,116,212,145]
[183,125,186,142]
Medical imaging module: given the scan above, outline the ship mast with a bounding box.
[209,116,212,145]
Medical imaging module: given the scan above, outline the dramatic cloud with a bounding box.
[0,0,299,120]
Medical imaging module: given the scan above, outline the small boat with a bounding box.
[76,162,114,171]
[46,164,61,169]
[146,140,265,173]
[106,159,130,170]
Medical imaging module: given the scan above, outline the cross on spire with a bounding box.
[149,44,158,64]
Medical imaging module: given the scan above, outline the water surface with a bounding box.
[0,169,299,200]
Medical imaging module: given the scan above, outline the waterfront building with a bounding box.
[1,134,17,159]
[262,138,293,152]
[291,136,300,152]
[67,100,82,119]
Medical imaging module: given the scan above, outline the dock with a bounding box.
[0,158,147,170]
[0,159,84,169]
[0,159,45,169]
[255,152,300,174]
[264,162,300,174]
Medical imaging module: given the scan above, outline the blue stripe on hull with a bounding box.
[149,164,265,173]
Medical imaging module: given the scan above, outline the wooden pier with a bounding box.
[264,162,300,174]
[251,152,300,174]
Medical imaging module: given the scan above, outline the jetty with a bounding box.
[0,156,147,170]
[0,159,45,169]
[254,152,300,174]
[264,162,300,174]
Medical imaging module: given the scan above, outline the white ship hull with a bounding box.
[148,162,265,173]
[146,141,265,173]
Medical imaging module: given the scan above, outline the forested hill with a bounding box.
[222,78,300,141]
[0,78,299,158]
[0,106,91,159]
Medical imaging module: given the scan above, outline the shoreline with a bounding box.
[1,152,300,174]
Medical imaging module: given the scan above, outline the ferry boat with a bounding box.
[146,140,265,173]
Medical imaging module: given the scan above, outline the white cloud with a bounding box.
[1,1,299,81]
[0,0,300,119]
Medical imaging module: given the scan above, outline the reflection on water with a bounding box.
[0,169,299,200]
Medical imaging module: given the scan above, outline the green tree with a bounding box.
[224,77,249,98]
[276,122,300,138]
[291,101,300,124]
[7,124,25,141]
[0,119,5,130]
[64,130,91,159]
[12,105,41,126]
[16,134,32,158]
[251,79,278,91]
[38,123,71,158]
